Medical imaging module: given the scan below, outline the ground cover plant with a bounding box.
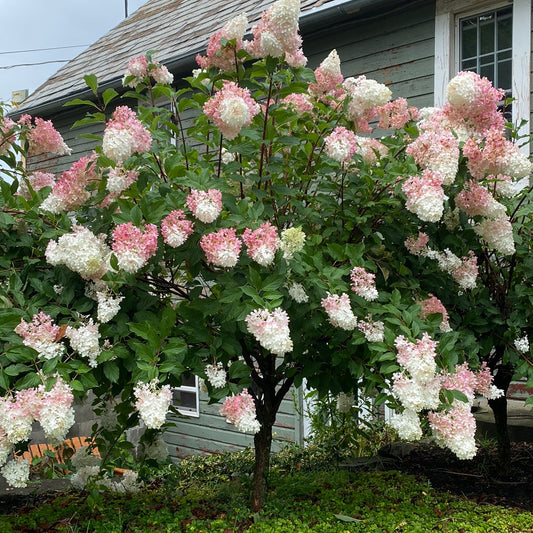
[1,444,533,532]
[0,0,532,512]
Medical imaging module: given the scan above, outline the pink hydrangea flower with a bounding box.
[186,189,223,223]
[18,114,71,156]
[220,390,260,434]
[17,171,56,200]
[354,136,388,164]
[196,13,248,71]
[280,93,313,115]
[106,165,139,194]
[203,81,260,140]
[102,106,152,162]
[242,222,280,266]
[395,333,437,384]
[321,292,357,331]
[406,130,459,185]
[376,97,419,130]
[357,315,385,342]
[342,76,391,132]
[324,126,358,163]
[445,71,505,135]
[123,55,174,87]
[161,210,194,248]
[455,180,505,218]
[14,312,65,360]
[112,222,159,273]
[473,213,515,256]
[245,307,293,355]
[474,362,504,400]
[419,294,451,332]
[350,267,378,301]
[200,228,241,268]
[0,117,16,155]
[309,49,344,99]
[244,0,305,64]
[428,403,477,460]
[404,232,429,256]
[40,155,98,214]
[402,169,445,223]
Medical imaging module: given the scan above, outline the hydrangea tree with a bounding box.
[0,0,531,509]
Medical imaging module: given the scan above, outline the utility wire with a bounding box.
[0,60,70,70]
[0,45,88,56]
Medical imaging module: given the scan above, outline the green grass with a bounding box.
[0,468,532,532]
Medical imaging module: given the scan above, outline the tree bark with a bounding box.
[487,363,514,475]
[251,413,274,512]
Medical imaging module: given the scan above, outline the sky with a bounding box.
[0,0,147,105]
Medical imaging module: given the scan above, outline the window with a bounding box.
[173,375,200,417]
[434,0,530,151]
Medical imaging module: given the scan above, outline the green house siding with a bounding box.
[166,388,303,458]
[304,1,436,109]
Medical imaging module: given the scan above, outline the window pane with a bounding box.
[498,59,512,92]
[479,17,495,55]
[173,390,197,410]
[461,23,477,59]
[461,58,477,70]
[480,63,494,81]
[498,11,512,50]
[181,375,196,387]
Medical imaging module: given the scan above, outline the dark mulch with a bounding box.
[390,441,533,512]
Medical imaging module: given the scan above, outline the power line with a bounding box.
[0,45,89,56]
[0,60,70,70]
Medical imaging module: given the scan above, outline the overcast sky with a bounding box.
[0,0,147,105]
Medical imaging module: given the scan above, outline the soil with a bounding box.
[388,440,533,512]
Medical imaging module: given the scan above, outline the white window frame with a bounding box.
[434,0,531,153]
[173,375,200,418]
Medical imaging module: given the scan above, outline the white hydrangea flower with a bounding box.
[336,392,354,413]
[1,459,30,488]
[288,282,308,303]
[66,319,101,367]
[205,362,227,389]
[388,409,423,441]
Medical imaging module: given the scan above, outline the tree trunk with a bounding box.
[487,363,513,475]
[251,415,274,512]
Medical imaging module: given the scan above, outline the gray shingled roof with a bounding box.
[16,0,354,115]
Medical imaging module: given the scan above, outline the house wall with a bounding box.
[166,387,303,458]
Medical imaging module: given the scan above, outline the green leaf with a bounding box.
[103,361,120,383]
[84,74,99,95]
[333,514,362,522]
[102,88,119,106]
[63,98,100,110]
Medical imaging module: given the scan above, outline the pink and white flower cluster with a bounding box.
[203,81,260,140]
[244,0,306,67]
[17,171,55,200]
[196,14,248,71]
[161,209,194,248]
[15,312,65,360]
[200,228,242,268]
[402,170,445,223]
[376,97,419,130]
[245,307,293,355]
[40,155,98,214]
[46,225,111,280]
[321,292,357,331]
[123,55,173,88]
[390,334,503,460]
[309,49,343,99]
[111,222,158,273]
[418,294,451,332]
[242,222,280,266]
[0,376,75,487]
[0,116,16,155]
[186,189,223,223]
[350,267,378,301]
[220,390,260,434]
[102,106,151,162]
[342,76,392,132]
[133,379,172,430]
[324,126,358,163]
[205,362,227,389]
[65,319,101,368]
[18,114,71,156]
[405,233,479,291]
